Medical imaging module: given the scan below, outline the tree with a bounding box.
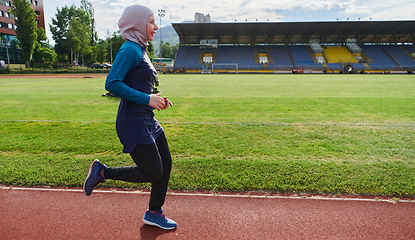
[147,42,154,62]
[33,46,57,64]
[157,42,178,59]
[171,43,179,59]
[80,0,97,45]
[161,42,171,59]
[10,0,38,68]
[103,31,154,64]
[64,17,91,64]
[50,4,92,64]
[94,39,107,63]
[107,31,126,62]
[32,28,57,64]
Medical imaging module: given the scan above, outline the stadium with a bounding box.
[172,20,415,74]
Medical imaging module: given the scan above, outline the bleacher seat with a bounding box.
[351,63,366,70]
[360,45,397,70]
[174,44,409,72]
[215,46,261,69]
[288,45,322,68]
[381,45,415,68]
[326,63,341,70]
[403,45,415,53]
[173,46,204,70]
[267,46,293,69]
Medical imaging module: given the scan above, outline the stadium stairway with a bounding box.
[252,46,260,64]
[378,46,400,66]
[363,63,372,70]
[306,46,319,63]
[199,48,204,63]
[400,46,415,61]
[265,46,274,64]
[360,50,374,64]
[286,45,296,67]
[212,49,217,63]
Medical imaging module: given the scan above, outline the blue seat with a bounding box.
[360,45,397,69]
[174,46,204,70]
[381,45,415,68]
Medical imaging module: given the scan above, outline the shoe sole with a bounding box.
[83,159,99,195]
[142,218,177,230]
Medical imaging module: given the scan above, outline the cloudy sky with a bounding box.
[44,0,414,42]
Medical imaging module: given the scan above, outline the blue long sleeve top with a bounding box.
[105,41,163,153]
[105,41,150,105]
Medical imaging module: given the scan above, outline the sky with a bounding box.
[43,0,415,43]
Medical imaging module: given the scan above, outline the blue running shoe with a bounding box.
[83,159,106,196]
[142,209,177,230]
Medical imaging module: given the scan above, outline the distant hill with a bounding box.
[152,21,219,54]
[153,25,179,55]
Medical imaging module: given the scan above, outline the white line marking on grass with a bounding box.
[1,186,413,203]
[0,119,115,123]
[1,119,414,127]
[161,121,415,127]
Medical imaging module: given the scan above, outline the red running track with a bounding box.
[1,187,414,239]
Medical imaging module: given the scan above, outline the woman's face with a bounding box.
[147,14,158,41]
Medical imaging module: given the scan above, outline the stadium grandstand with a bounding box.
[172,21,415,74]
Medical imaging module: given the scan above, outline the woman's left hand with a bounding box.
[161,97,173,109]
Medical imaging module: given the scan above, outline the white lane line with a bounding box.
[1,186,413,203]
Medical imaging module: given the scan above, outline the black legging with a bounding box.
[104,132,172,212]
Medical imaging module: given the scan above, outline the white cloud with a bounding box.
[44,0,413,43]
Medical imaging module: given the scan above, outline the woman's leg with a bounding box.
[149,132,172,212]
[103,132,172,211]
[104,142,163,183]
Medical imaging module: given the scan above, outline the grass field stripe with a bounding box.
[1,119,414,127]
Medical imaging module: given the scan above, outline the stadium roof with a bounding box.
[172,21,415,45]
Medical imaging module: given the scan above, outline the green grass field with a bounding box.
[0,74,414,196]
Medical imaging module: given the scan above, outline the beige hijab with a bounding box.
[118,4,154,48]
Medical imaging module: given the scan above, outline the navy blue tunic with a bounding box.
[105,41,163,153]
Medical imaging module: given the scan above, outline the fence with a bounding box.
[0,67,110,74]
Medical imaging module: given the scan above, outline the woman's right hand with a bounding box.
[148,94,165,111]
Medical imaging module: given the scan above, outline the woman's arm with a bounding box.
[105,42,150,106]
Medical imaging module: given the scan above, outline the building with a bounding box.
[194,12,210,23]
[0,0,45,65]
